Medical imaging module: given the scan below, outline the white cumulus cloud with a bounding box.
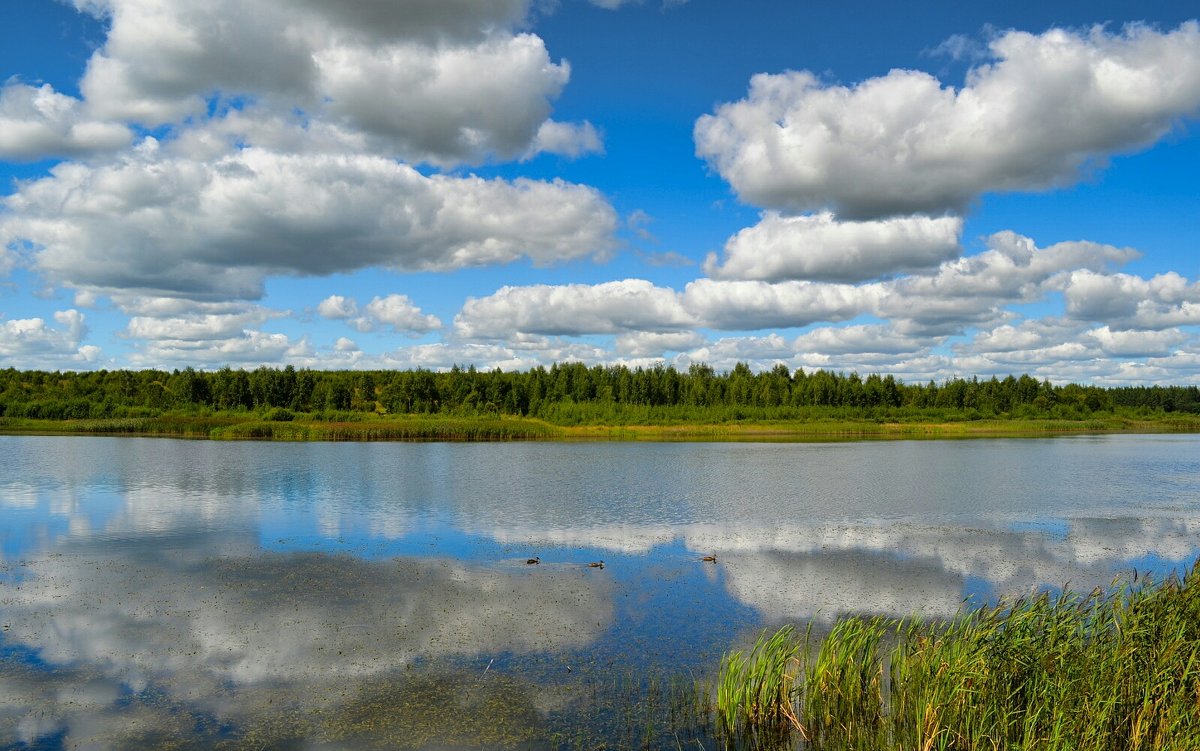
[695,22,1200,218]
[682,278,878,331]
[1061,270,1200,328]
[878,232,1138,333]
[316,295,358,320]
[124,310,282,342]
[0,310,98,367]
[319,293,459,336]
[1086,326,1189,357]
[1,146,616,300]
[960,318,1193,375]
[0,83,131,161]
[128,330,307,368]
[316,33,571,166]
[791,324,937,356]
[614,331,706,357]
[440,229,1169,369]
[113,301,300,368]
[528,119,604,160]
[454,279,695,339]
[707,212,962,282]
[65,0,591,166]
[969,320,1081,354]
[361,295,442,334]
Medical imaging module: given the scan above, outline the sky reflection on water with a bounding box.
[1,434,1198,748]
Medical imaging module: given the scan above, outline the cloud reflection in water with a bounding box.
[1,528,612,747]
[2,435,1199,747]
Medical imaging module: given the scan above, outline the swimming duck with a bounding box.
[588,561,605,569]
[526,556,540,565]
[701,554,717,563]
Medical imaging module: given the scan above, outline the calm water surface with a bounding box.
[2,434,1198,748]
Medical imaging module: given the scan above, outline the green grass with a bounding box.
[1,406,1198,443]
[713,562,1200,750]
[0,413,561,441]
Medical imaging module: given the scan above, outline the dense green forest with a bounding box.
[1,363,1197,425]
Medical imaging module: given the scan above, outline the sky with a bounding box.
[1,0,1198,384]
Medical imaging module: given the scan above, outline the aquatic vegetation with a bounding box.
[224,671,545,750]
[712,563,1200,750]
[544,669,716,751]
[715,624,806,736]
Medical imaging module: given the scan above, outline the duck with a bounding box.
[526,556,540,565]
[701,554,717,563]
[587,561,605,569]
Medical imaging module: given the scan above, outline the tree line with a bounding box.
[0,363,1197,422]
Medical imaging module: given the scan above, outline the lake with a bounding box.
[2,434,1198,749]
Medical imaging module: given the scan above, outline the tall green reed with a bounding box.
[716,624,807,737]
[713,561,1200,750]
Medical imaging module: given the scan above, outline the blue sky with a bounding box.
[1,0,1198,383]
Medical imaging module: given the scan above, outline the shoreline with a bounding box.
[2,413,1198,442]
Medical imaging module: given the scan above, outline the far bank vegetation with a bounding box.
[0,363,1197,439]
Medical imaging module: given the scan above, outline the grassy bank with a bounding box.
[1,410,1198,441]
[559,414,1200,441]
[0,413,561,441]
[713,563,1200,750]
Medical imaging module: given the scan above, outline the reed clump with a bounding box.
[714,562,1200,750]
[716,624,807,737]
